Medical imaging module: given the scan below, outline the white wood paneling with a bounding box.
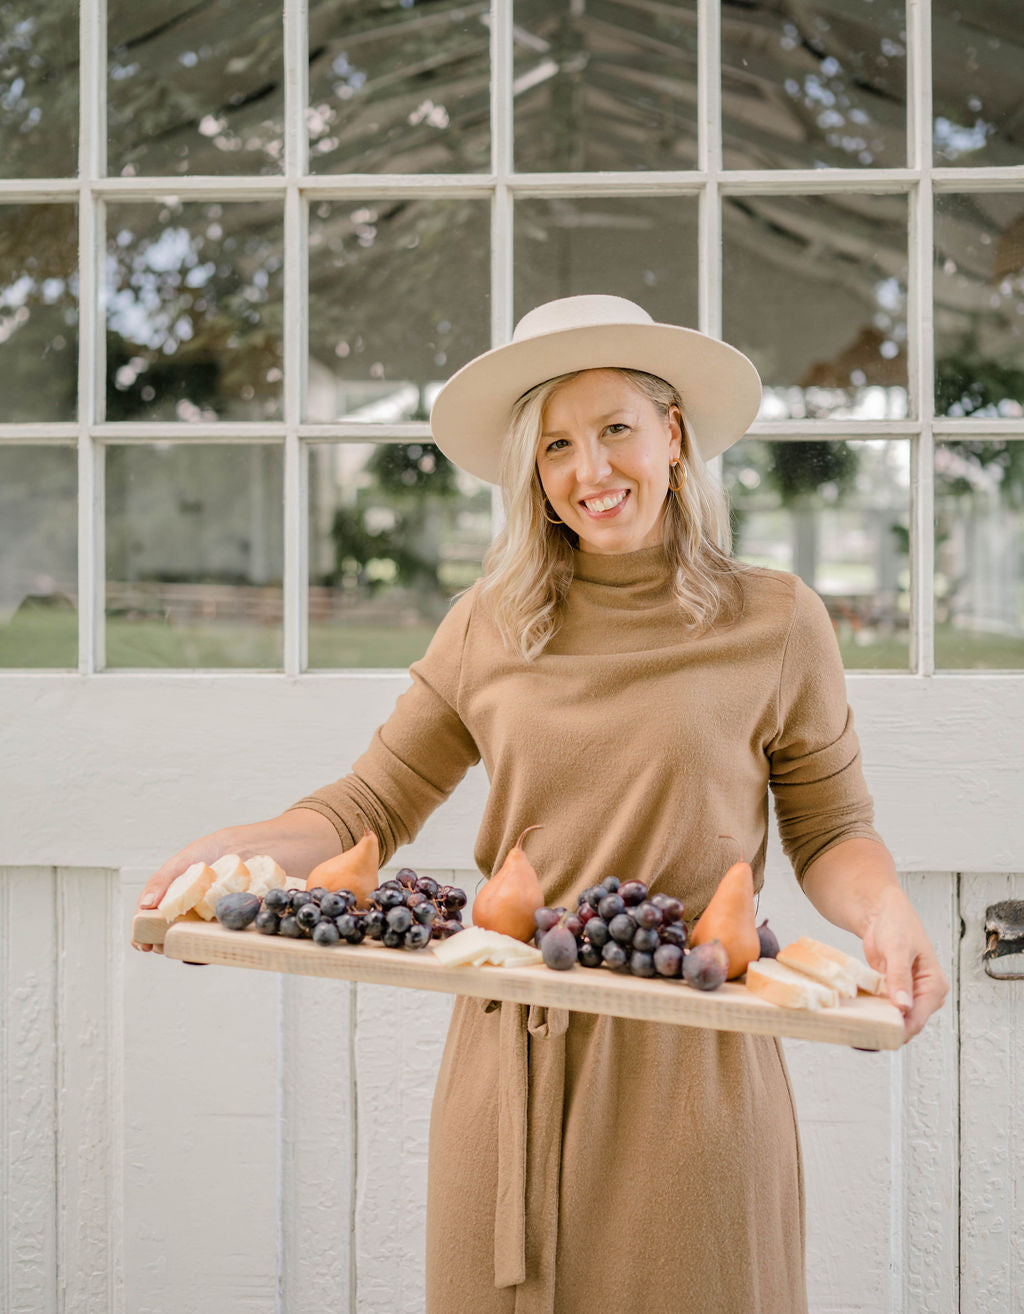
[959,872,1024,1314]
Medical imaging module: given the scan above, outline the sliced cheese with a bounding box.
[745,958,840,1010]
[246,854,288,899]
[777,937,857,999]
[802,937,886,995]
[157,861,217,921]
[194,854,251,920]
[432,926,543,968]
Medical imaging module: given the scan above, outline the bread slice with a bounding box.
[194,854,251,920]
[804,938,886,995]
[157,861,217,921]
[246,854,288,899]
[745,958,840,1010]
[777,937,858,999]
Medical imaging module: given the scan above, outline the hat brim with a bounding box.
[429,321,762,484]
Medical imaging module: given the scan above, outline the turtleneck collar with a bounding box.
[571,544,672,588]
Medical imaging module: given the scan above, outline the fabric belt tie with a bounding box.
[487,999,570,1306]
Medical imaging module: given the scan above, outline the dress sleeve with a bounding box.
[288,588,482,865]
[767,577,884,883]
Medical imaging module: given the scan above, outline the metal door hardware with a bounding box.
[984,901,1024,980]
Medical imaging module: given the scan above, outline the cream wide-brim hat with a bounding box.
[429,294,762,485]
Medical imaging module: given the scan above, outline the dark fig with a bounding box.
[215,891,261,930]
[541,924,578,971]
[757,918,780,959]
[683,940,729,991]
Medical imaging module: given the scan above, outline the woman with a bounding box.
[136,295,948,1313]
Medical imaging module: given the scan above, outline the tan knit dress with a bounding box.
[293,546,883,1314]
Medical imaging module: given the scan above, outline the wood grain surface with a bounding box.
[132,912,905,1049]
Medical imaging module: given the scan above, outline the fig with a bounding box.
[683,940,729,991]
[541,924,578,971]
[757,918,780,959]
[215,891,261,930]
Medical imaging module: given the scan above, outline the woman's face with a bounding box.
[536,369,682,555]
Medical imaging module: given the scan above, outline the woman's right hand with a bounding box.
[132,808,344,953]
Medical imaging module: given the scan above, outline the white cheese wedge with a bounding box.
[745,959,840,1010]
[194,854,251,920]
[799,937,886,995]
[157,861,217,921]
[432,926,543,968]
[284,875,307,892]
[776,937,857,999]
[246,854,288,899]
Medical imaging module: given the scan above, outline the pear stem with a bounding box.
[515,824,544,851]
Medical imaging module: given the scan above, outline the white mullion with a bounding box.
[907,0,935,677]
[0,426,79,443]
[931,166,1024,192]
[752,421,920,439]
[301,423,433,442]
[283,0,308,677]
[90,424,285,442]
[78,0,107,675]
[510,171,706,197]
[697,0,721,340]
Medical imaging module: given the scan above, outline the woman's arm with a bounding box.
[132,807,342,952]
[800,836,949,1040]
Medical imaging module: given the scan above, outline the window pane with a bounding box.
[105,444,283,668]
[514,196,698,327]
[107,0,284,176]
[0,445,77,668]
[934,193,1024,419]
[0,0,79,178]
[722,0,906,170]
[308,0,490,174]
[307,198,489,422]
[106,201,284,421]
[723,193,908,420]
[0,204,78,421]
[513,0,698,172]
[935,439,1024,669]
[933,2,1022,166]
[307,440,491,668]
[724,437,911,669]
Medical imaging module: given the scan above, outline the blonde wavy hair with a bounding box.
[480,368,743,660]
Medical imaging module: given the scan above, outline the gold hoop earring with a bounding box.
[542,500,563,525]
[668,460,686,493]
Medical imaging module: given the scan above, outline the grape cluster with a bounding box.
[219,869,467,950]
[535,876,689,978]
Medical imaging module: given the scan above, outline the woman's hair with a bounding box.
[479,368,742,660]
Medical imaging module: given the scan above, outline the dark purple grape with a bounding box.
[632,926,660,953]
[660,922,688,949]
[581,885,606,910]
[578,941,603,968]
[541,926,578,971]
[412,901,437,925]
[534,907,560,932]
[254,907,280,934]
[378,887,405,910]
[584,918,610,949]
[319,892,346,918]
[405,922,431,950]
[417,876,440,898]
[601,941,628,969]
[577,903,598,925]
[312,919,340,946]
[290,889,316,910]
[215,891,261,930]
[563,913,583,939]
[278,914,302,938]
[406,891,428,908]
[629,950,656,978]
[653,943,684,978]
[364,909,385,940]
[757,918,780,958]
[442,886,467,912]
[619,881,648,907]
[335,914,362,944]
[296,902,321,929]
[307,886,328,903]
[382,928,404,948]
[601,876,621,892]
[441,919,464,937]
[386,906,412,933]
[608,912,637,945]
[657,895,685,923]
[396,868,418,888]
[634,901,662,929]
[263,888,290,913]
[598,893,625,921]
[683,942,729,991]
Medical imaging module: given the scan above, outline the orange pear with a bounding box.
[306,829,380,906]
[689,836,761,980]
[473,825,545,943]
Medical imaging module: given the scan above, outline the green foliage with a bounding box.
[766,440,859,503]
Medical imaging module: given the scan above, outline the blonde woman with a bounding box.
[136,295,947,1313]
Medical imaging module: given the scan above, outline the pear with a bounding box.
[473,825,545,943]
[306,829,380,906]
[688,835,761,980]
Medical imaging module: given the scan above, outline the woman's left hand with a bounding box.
[861,884,950,1041]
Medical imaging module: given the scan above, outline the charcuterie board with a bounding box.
[132,912,905,1049]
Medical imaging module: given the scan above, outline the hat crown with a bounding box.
[512,294,653,344]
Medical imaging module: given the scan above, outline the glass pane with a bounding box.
[107,0,283,176]
[308,440,491,668]
[933,3,1022,166]
[515,196,698,327]
[935,439,1024,669]
[722,0,906,170]
[724,437,911,669]
[0,204,78,421]
[513,0,698,172]
[934,193,1024,419]
[105,444,283,668]
[723,193,908,420]
[106,201,284,421]
[0,0,79,178]
[307,198,489,422]
[0,445,77,668]
[308,0,490,174]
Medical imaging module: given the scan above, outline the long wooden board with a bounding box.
[131,912,905,1049]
